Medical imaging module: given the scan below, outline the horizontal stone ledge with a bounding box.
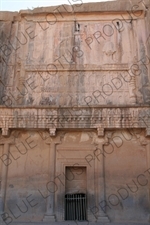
[9,222,150,225]
[25,64,129,71]
[0,105,150,109]
[57,144,96,151]
[0,126,149,137]
[23,12,145,22]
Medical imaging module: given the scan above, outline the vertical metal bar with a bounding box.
[66,195,67,220]
[64,196,65,220]
[69,195,71,220]
[83,195,85,220]
[67,195,68,220]
[78,194,80,221]
[65,193,87,221]
[76,194,77,220]
[74,194,77,220]
[70,195,71,220]
[79,194,81,220]
[78,194,80,220]
[67,195,69,220]
[74,194,75,220]
[83,195,84,220]
[77,194,78,220]
[73,193,76,220]
[80,194,83,220]
[71,194,74,220]
[82,195,84,220]
[71,194,73,220]
[71,195,74,220]
[66,195,68,220]
[80,194,82,220]
[75,194,76,220]
[75,194,77,220]
[71,195,72,220]
[85,195,86,220]
[68,195,69,220]
[84,195,85,220]
[65,196,66,220]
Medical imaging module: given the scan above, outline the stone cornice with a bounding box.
[0,106,149,137]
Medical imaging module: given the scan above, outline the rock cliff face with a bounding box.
[0,0,150,224]
[0,0,150,107]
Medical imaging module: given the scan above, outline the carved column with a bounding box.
[43,137,61,222]
[94,136,110,222]
[0,137,15,217]
[146,136,150,222]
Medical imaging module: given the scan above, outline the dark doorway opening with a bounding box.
[65,193,87,221]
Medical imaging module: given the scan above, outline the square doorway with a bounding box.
[65,167,87,221]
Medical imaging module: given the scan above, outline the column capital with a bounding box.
[146,128,150,137]
[97,127,104,137]
[2,128,10,137]
[0,136,15,145]
[49,128,56,136]
[45,136,61,145]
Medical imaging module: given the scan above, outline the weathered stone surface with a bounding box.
[0,0,150,224]
[0,11,18,21]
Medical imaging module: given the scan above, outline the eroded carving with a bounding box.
[49,128,56,136]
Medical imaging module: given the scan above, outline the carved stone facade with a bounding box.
[0,0,150,224]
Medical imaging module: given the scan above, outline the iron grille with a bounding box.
[65,193,87,221]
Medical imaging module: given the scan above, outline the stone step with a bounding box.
[10,222,149,225]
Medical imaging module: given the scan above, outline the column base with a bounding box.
[43,214,56,222]
[97,216,110,223]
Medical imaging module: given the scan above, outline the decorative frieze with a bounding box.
[0,107,149,137]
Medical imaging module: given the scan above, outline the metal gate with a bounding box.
[65,193,87,221]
